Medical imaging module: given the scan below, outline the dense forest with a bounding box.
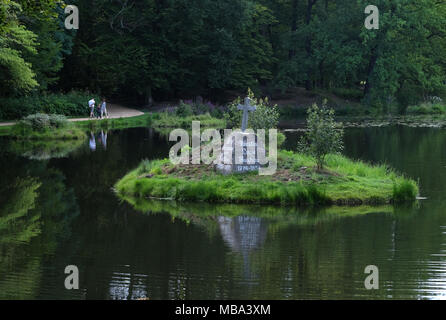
[1,0,446,112]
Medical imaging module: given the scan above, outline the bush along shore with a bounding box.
[0,91,99,121]
[10,114,86,140]
[114,150,419,207]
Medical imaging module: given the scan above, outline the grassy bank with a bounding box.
[151,112,226,128]
[115,150,418,206]
[76,112,226,131]
[9,114,86,140]
[76,113,153,131]
[0,111,227,137]
[11,124,86,140]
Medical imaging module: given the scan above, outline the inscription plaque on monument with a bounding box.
[216,97,265,175]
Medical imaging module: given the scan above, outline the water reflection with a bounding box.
[218,216,268,282]
[218,216,268,253]
[1,126,446,299]
[9,137,86,160]
[89,131,108,151]
[0,161,79,299]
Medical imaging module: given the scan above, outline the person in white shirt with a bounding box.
[100,98,108,119]
[88,98,95,118]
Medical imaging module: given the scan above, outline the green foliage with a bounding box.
[277,131,286,148]
[11,113,86,140]
[19,113,68,130]
[176,100,226,118]
[3,0,446,113]
[393,179,419,203]
[175,101,194,117]
[406,103,446,115]
[0,31,38,95]
[0,91,98,120]
[298,103,344,170]
[76,113,153,131]
[330,88,364,101]
[153,112,226,128]
[0,0,67,96]
[225,88,279,130]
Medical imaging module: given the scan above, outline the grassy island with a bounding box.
[115,150,418,206]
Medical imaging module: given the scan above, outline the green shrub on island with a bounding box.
[224,89,279,130]
[298,103,344,170]
[11,113,86,140]
[406,102,446,115]
[115,150,418,206]
[0,91,99,120]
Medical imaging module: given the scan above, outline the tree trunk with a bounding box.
[145,86,153,107]
[364,48,378,97]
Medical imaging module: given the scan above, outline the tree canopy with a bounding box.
[1,0,446,109]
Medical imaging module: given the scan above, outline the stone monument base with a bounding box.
[215,131,264,175]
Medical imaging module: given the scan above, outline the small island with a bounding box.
[115,151,417,206]
[116,100,418,207]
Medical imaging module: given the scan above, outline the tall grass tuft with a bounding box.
[393,179,418,202]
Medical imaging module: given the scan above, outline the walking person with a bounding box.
[88,98,96,118]
[96,101,102,119]
[100,98,108,119]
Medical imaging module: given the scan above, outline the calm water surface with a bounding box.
[1,126,446,300]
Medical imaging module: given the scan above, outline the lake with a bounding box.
[1,126,446,300]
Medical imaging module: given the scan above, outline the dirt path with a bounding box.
[0,104,144,127]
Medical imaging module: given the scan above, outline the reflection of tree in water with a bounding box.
[218,216,268,282]
[0,160,79,299]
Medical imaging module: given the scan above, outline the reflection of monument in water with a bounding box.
[217,216,268,281]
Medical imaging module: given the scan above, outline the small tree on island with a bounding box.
[224,88,279,131]
[298,103,344,170]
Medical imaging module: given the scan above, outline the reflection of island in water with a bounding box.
[218,216,268,253]
[120,197,397,251]
[218,216,269,281]
[120,197,396,232]
[117,198,399,290]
